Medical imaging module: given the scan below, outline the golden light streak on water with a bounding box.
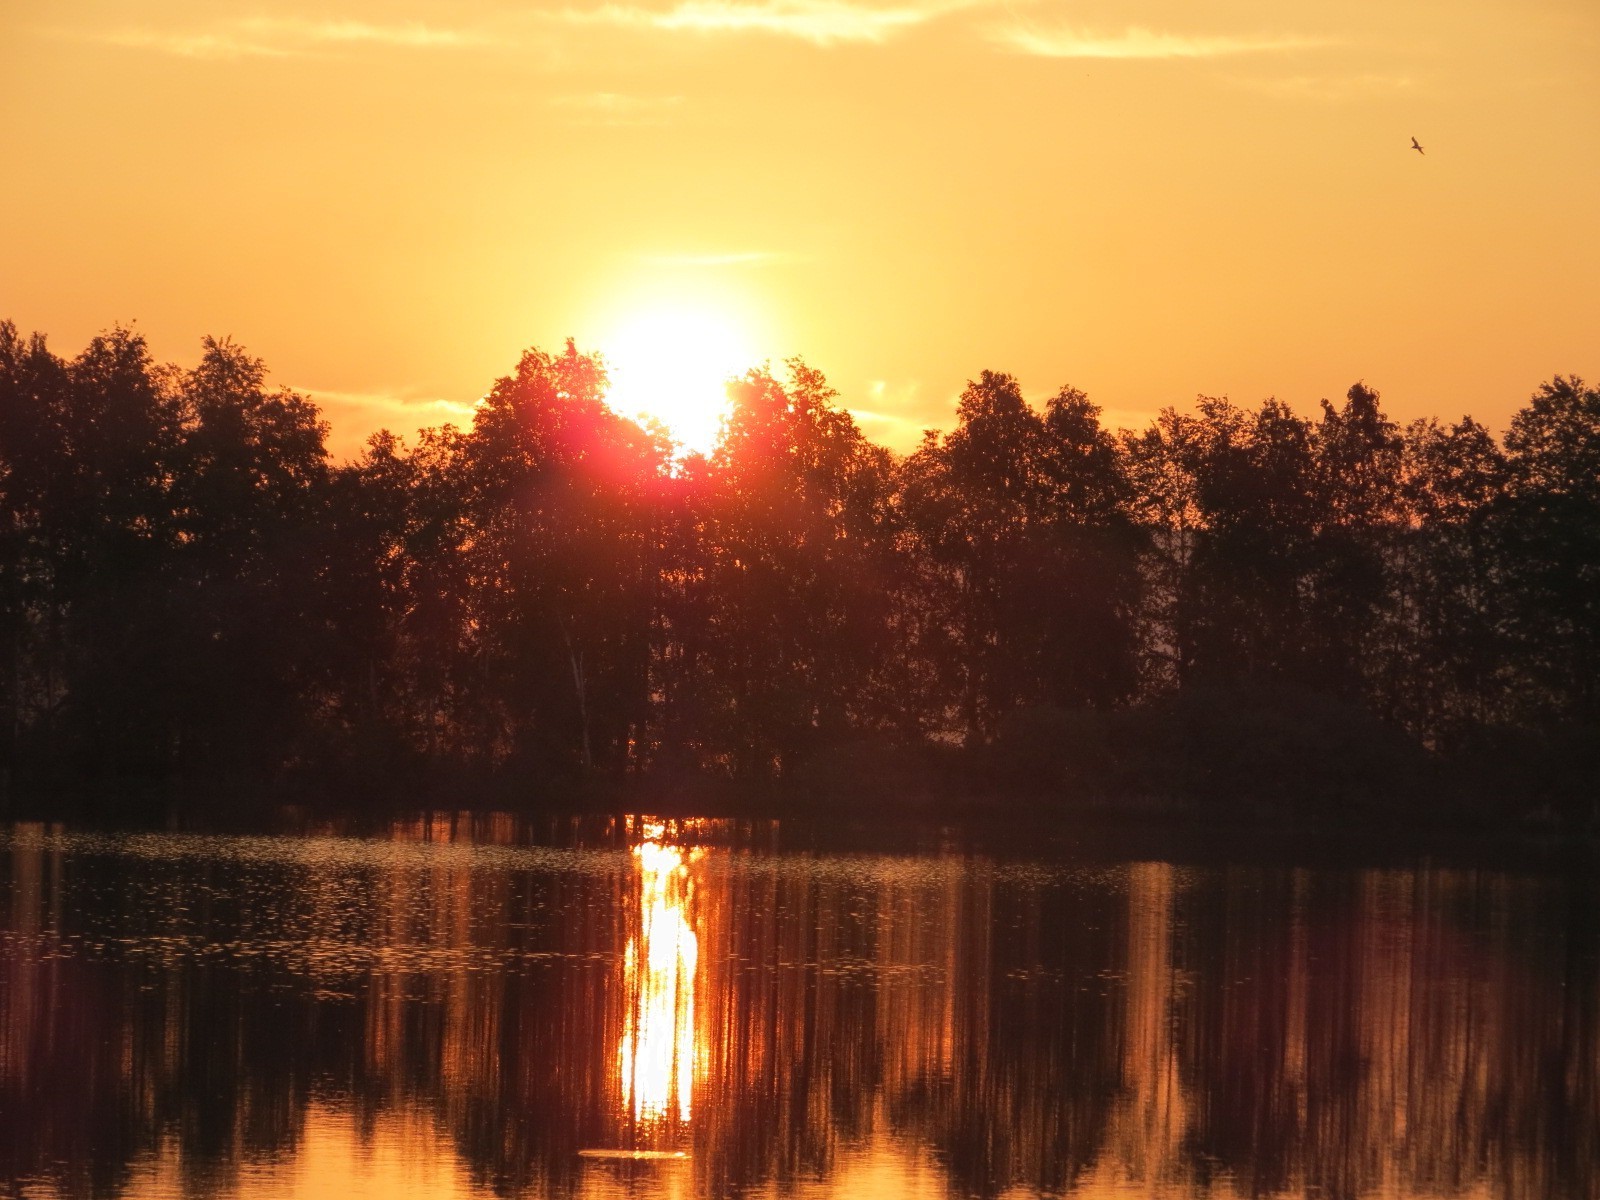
[3,821,1592,1200]
[618,824,700,1126]
[115,1103,487,1200]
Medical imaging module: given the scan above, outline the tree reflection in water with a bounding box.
[0,817,1596,1199]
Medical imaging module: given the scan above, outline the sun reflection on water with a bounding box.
[618,821,701,1127]
[4,819,1595,1200]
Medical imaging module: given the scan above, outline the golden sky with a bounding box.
[3,0,1597,457]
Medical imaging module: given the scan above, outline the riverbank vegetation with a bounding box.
[2,321,1595,828]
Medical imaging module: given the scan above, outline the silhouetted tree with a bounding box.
[1393,414,1508,742]
[15,325,182,776]
[3,314,1596,821]
[160,337,334,777]
[1487,377,1600,818]
[899,372,1140,745]
[455,341,670,774]
[1304,382,1406,700]
[0,323,76,771]
[676,361,899,777]
[1497,376,1600,716]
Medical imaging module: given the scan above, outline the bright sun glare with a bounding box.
[602,308,753,458]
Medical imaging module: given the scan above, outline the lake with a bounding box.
[1,814,1594,1199]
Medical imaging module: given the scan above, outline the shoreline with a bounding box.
[3,775,1593,872]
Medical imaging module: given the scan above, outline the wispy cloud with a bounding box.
[640,250,790,267]
[849,379,937,451]
[990,25,1328,60]
[86,29,295,59]
[64,16,496,60]
[301,386,474,411]
[548,92,687,124]
[301,386,476,444]
[561,0,969,45]
[237,17,496,48]
[78,0,972,57]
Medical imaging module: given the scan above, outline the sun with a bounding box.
[601,307,755,458]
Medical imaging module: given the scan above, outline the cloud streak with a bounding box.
[87,29,294,60]
[65,17,496,60]
[300,387,478,457]
[238,17,496,48]
[990,25,1328,60]
[562,0,969,45]
[302,386,476,418]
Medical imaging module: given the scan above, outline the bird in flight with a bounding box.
[1411,136,1425,155]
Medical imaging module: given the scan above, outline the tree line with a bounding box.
[2,320,1596,822]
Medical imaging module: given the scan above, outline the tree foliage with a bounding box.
[2,318,1595,821]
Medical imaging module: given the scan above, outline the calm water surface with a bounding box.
[1,816,1595,1199]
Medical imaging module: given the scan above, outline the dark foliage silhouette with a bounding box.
[2,319,1595,823]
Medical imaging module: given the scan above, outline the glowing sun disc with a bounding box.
[602,309,752,457]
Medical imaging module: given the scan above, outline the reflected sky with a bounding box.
[1,817,1595,1199]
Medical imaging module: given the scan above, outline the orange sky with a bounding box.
[3,0,1597,458]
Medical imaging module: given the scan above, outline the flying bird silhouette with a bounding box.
[1411,137,1425,155]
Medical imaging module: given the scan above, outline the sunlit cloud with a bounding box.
[82,29,296,60]
[549,92,687,124]
[561,0,972,45]
[237,17,497,48]
[63,17,497,60]
[851,379,936,451]
[849,408,928,450]
[990,25,1329,59]
[640,251,790,267]
[300,386,477,457]
[303,387,476,421]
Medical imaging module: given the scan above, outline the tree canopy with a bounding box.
[2,319,1595,824]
